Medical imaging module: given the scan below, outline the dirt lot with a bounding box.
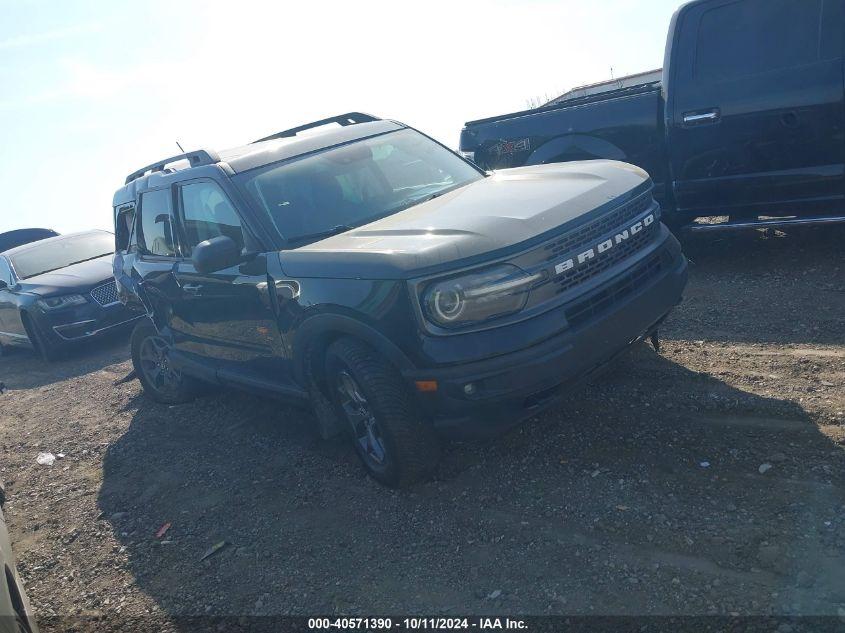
[1,228,844,631]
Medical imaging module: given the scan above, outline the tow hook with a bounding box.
[650,330,661,353]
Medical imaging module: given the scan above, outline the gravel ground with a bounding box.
[0,228,843,632]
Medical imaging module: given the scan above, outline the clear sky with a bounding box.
[0,0,684,235]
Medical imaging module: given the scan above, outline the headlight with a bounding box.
[37,294,88,310]
[422,264,543,329]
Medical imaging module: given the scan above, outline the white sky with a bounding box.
[0,0,684,235]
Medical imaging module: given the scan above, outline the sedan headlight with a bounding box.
[37,294,88,310]
[422,264,544,329]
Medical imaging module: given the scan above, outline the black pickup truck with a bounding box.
[460,0,845,232]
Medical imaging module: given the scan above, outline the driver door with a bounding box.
[171,178,285,373]
[0,257,24,343]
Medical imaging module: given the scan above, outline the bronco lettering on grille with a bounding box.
[554,214,655,276]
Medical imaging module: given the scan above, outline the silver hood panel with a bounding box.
[279,160,651,279]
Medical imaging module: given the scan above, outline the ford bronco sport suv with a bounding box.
[112,112,688,487]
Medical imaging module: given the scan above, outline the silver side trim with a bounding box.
[685,215,845,233]
[52,314,143,341]
[0,331,29,339]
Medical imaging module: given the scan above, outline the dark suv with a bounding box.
[113,113,688,486]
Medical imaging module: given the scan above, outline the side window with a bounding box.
[695,0,823,82]
[114,204,136,253]
[139,189,178,257]
[178,181,246,255]
[0,258,11,286]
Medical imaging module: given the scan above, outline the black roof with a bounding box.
[2,230,112,257]
[0,228,59,254]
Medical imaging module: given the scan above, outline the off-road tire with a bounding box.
[325,337,439,487]
[130,319,202,404]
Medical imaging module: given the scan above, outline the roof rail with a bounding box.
[125,149,221,185]
[252,112,381,144]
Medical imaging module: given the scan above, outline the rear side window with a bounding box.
[178,181,246,255]
[139,189,178,257]
[695,0,824,82]
[114,204,136,253]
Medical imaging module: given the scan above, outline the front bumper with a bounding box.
[405,231,688,437]
[38,300,143,345]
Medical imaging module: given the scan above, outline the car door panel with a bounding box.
[131,187,187,342]
[0,260,27,346]
[172,257,283,362]
[130,258,182,335]
[172,179,290,382]
[0,289,24,345]
[668,0,845,217]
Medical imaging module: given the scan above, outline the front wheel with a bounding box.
[130,319,201,404]
[325,337,440,487]
[22,313,61,362]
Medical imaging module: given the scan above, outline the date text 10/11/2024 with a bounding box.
[308,618,529,630]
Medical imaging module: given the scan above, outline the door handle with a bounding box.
[683,109,720,125]
[181,283,202,294]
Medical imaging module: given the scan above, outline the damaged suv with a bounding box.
[112,113,688,486]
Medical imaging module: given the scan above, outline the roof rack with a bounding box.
[125,149,221,185]
[252,112,381,144]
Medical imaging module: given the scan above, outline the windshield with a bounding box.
[10,232,114,279]
[235,128,484,245]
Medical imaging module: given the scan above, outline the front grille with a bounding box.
[90,281,119,307]
[564,248,671,329]
[553,219,659,295]
[543,192,652,264]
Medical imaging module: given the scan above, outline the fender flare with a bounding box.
[291,313,415,385]
[526,134,627,166]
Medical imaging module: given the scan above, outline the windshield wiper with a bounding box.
[286,224,356,246]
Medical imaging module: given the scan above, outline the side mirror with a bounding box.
[192,236,242,274]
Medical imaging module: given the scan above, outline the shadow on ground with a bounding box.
[47,222,838,625]
[0,331,132,391]
[96,345,845,622]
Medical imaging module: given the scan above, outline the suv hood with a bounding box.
[279,160,650,279]
[18,254,114,296]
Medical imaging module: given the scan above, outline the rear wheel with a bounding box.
[130,319,201,404]
[325,337,439,487]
